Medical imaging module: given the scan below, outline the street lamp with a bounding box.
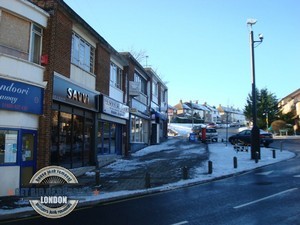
[247,18,263,160]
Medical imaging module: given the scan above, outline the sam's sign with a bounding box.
[0,78,43,114]
[53,74,98,111]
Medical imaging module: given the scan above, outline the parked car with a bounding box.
[204,128,218,142]
[207,123,219,129]
[228,129,273,147]
[191,126,218,142]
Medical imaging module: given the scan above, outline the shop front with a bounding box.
[50,74,98,169]
[0,77,44,196]
[130,98,150,152]
[150,103,168,144]
[97,95,129,156]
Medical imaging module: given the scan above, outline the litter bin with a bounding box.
[189,133,196,142]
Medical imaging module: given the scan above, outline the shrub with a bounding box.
[271,120,286,134]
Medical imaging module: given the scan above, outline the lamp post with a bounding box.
[247,18,263,160]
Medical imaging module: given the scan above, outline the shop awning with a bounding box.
[155,111,167,121]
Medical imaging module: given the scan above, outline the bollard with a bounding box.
[272,149,276,158]
[255,151,259,163]
[182,166,189,180]
[280,141,283,152]
[208,160,213,174]
[233,156,238,168]
[145,172,151,188]
[95,169,100,186]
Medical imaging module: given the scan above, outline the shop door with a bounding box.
[20,130,37,187]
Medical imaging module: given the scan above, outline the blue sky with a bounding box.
[64,0,300,110]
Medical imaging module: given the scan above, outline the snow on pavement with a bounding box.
[0,123,296,217]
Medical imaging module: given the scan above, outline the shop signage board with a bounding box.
[102,95,129,119]
[0,77,43,115]
[53,74,98,111]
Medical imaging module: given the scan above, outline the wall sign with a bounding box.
[0,77,43,115]
[101,95,129,119]
[131,98,148,115]
[53,75,98,111]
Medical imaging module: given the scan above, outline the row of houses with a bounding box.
[0,0,168,196]
[169,100,246,125]
[169,88,300,129]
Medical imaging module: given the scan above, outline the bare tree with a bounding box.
[129,47,148,63]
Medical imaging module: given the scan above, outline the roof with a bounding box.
[173,102,191,110]
[279,88,300,102]
[185,102,209,111]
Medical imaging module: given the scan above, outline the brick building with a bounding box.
[0,0,168,196]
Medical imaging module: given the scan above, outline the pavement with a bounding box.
[0,135,296,221]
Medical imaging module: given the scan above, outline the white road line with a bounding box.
[234,188,298,209]
[255,170,274,175]
[171,221,189,225]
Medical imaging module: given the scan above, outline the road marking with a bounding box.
[255,170,274,176]
[171,221,189,225]
[293,175,300,178]
[233,188,298,209]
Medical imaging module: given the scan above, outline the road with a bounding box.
[2,137,300,225]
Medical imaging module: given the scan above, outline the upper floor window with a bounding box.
[71,33,95,73]
[161,89,166,102]
[110,62,123,90]
[152,80,158,97]
[134,72,147,95]
[29,24,42,64]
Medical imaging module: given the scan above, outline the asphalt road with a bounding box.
[3,138,300,225]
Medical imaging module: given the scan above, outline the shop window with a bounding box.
[130,115,149,143]
[0,130,18,164]
[97,122,120,155]
[59,112,72,168]
[51,107,94,168]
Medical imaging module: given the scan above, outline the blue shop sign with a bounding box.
[0,78,44,115]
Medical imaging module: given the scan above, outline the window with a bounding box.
[29,24,42,64]
[51,106,94,169]
[71,33,95,73]
[134,72,147,95]
[152,80,158,97]
[161,89,166,102]
[130,115,148,143]
[0,130,18,164]
[110,62,123,89]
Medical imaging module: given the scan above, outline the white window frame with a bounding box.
[110,62,123,90]
[29,23,43,64]
[134,72,147,95]
[152,80,158,97]
[71,32,95,73]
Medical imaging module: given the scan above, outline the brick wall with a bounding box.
[95,43,110,95]
[53,8,72,77]
[37,4,73,169]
